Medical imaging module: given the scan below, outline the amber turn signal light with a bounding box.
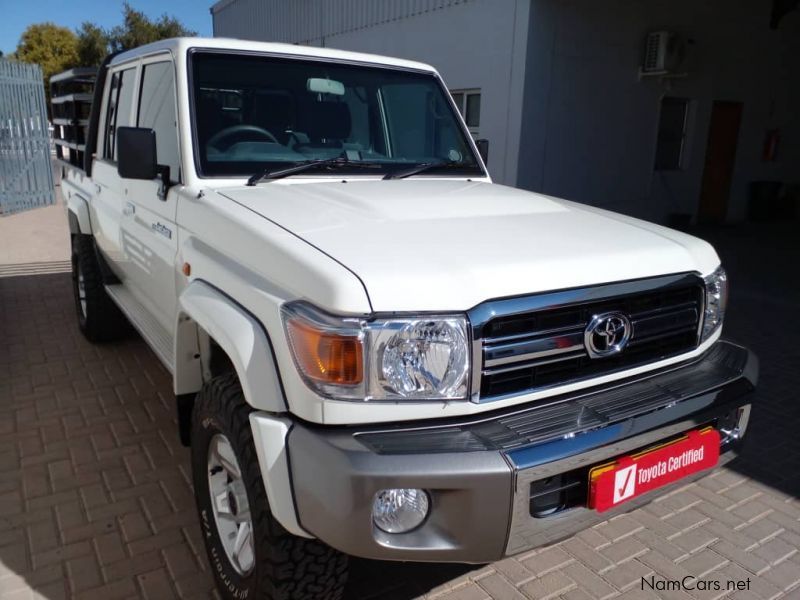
[286,318,363,385]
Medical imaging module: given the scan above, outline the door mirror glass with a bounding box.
[117,127,158,180]
[475,138,489,165]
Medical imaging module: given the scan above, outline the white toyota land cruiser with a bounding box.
[57,38,757,599]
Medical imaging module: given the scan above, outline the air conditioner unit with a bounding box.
[642,31,687,74]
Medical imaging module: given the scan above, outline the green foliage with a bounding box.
[76,22,109,68]
[14,23,79,82]
[108,2,196,52]
[15,3,196,76]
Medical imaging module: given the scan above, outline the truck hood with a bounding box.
[219,180,719,312]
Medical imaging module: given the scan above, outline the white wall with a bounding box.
[212,0,531,185]
[517,0,800,223]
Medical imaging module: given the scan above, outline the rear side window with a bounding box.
[138,62,181,182]
[103,68,136,161]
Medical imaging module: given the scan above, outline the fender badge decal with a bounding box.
[152,222,173,239]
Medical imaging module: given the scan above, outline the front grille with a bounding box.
[477,276,704,400]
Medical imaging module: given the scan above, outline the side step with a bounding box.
[105,283,174,373]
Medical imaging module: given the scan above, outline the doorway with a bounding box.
[697,101,743,224]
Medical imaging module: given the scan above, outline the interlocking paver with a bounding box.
[520,546,574,577]
[1,215,799,599]
[519,571,576,600]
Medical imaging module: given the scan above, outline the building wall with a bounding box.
[211,0,532,185]
[517,0,800,223]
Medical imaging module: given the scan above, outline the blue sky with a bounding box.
[0,0,213,55]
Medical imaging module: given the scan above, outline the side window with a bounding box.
[138,62,181,181]
[103,68,136,161]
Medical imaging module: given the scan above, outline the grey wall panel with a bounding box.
[212,0,473,45]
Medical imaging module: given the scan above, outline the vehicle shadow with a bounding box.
[345,558,479,599]
[694,223,800,500]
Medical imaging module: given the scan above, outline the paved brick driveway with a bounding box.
[1,223,798,600]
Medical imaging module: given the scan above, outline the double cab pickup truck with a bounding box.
[55,37,757,600]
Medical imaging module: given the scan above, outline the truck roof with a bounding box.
[110,37,438,74]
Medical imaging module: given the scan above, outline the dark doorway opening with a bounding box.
[697,101,743,224]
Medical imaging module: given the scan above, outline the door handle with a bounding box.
[123,202,135,217]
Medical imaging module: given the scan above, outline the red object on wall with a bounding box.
[763,129,780,162]
[589,429,720,513]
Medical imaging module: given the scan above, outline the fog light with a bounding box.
[372,488,429,533]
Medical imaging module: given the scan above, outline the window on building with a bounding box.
[138,62,180,182]
[450,89,481,135]
[103,68,136,161]
[654,97,689,171]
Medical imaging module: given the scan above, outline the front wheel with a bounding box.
[191,374,348,600]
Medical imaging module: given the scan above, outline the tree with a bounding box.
[109,2,196,52]
[76,22,109,67]
[14,23,78,83]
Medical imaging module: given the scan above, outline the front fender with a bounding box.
[175,280,286,413]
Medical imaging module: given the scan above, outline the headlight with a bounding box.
[367,317,469,400]
[701,266,728,342]
[282,302,470,401]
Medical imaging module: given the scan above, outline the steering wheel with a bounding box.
[207,125,279,151]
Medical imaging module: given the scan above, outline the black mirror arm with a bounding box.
[156,165,171,201]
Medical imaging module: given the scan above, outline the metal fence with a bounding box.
[0,59,55,216]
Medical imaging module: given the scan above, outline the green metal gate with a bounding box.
[0,58,55,216]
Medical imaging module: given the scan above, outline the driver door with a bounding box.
[118,57,181,336]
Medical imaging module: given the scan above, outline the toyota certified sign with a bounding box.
[589,429,720,512]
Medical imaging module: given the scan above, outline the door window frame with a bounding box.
[137,54,183,184]
[97,62,140,166]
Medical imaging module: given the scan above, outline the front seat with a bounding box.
[252,91,295,145]
[297,101,352,151]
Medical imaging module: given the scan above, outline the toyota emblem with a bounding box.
[584,312,632,358]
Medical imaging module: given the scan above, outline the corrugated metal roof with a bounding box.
[211,0,474,45]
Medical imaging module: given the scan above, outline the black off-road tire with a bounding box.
[70,234,128,342]
[191,374,349,600]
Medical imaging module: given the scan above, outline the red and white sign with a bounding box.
[589,429,720,512]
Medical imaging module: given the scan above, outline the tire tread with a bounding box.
[194,374,348,600]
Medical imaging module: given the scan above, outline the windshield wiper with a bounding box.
[247,157,350,186]
[383,160,464,180]
[247,157,388,185]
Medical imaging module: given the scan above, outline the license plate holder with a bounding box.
[588,428,720,512]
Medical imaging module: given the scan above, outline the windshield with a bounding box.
[190,52,483,178]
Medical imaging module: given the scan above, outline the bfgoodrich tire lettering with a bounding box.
[191,374,348,600]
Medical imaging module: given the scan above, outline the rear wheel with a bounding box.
[70,234,127,342]
[191,374,348,600]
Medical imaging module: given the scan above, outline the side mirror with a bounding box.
[117,126,171,200]
[475,138,489,165]
[117,127,158,180]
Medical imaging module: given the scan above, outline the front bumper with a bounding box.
[286,341,757,562]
